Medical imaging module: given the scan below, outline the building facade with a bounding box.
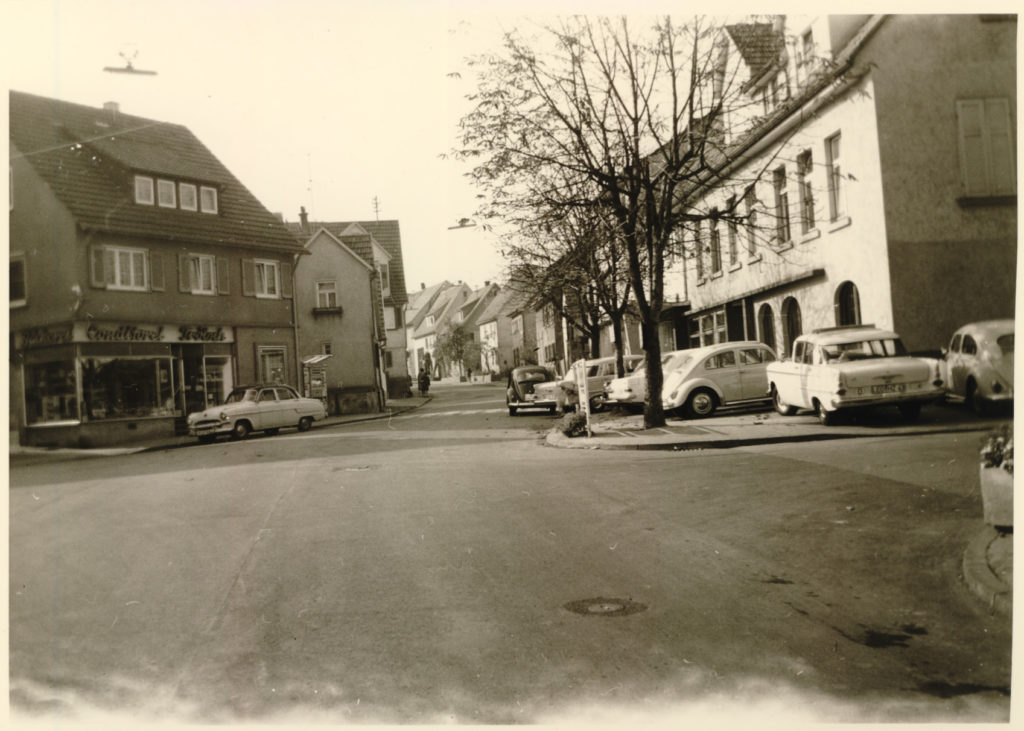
[10,91,305,447]
[667,15,1016,356]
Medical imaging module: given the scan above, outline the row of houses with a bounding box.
[9,90,411,447]
[471,14,1016,379]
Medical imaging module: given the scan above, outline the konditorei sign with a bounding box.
[15,322,236,348]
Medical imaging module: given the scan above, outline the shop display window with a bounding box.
[24,361,79,425]
[82,357,174,420]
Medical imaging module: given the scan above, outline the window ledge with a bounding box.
[828,215,852,233]
[776,240,794,252]
[747,253,762,264]
[711,270,724,280]
[800,228,821,244]
[696,277,707,287]
[957,194,1016,208]
[313,306,344,317]
[728,262,742,273]
[10,300,27,309]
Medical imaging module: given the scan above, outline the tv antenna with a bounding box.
[104,49,157,75]
[372,196,382,221]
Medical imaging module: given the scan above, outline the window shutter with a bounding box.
[216,257,230,294]
[242,259,255,296]
[957,100,989,196]
[178,253,192,292]
[985,98,1015,195]
[281,261,293,299]
[90,246,106,288]
[150,252,165,291]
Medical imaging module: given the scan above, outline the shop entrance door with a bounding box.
[179,345,207,417]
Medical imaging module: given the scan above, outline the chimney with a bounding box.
[484,280,490,287]
[103,101,120,114]
[299,206,309,233]
[421,283,425,290]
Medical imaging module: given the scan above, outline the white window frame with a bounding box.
[316,280,338,308]
[378,263,391,297]
[179,183,198,211]
[134,175,154,205]
[108,246,149,291]
[189,254,216,295]
[254,259,280,299]
[157,179,176,208]
[200,186,218,214]
[956,98,1016,198]
[825,132,843,220]
[10,253,27,308]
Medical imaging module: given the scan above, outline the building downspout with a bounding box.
[291,252,302,391]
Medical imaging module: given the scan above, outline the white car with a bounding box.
[187,384,327,442]
[942,319,1014,415]
[550,354,645,412]
[767,325,945,426]
[605,350,692,406]
[662,341,777,418]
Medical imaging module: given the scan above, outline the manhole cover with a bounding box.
[564,597,646,617]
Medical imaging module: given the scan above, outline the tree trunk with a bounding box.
[641,318,665,428]
[589,329,601,358]
[610,314,627,377]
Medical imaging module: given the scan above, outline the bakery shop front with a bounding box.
[15,320,237,448]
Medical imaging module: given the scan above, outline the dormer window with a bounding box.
[157,179,176,208]
[134,175,154,205]
[179,183,198,211]
[200,186,218,214]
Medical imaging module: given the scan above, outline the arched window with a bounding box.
[758,304,776,352]
[835,281,862,326]
[782,297,802,355]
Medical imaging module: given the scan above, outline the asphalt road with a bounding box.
[9,383,1011,724]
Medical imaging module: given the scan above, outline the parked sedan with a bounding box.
[550,354,645,413]
[662,341,777,418]
[187,384,327,442]
[767,325,945,425]
[505,365,558,415]
[942,319,1014,414]
[604,350,691,406]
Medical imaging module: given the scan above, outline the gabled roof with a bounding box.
[412,284,467,339]
[475,288,513,326]
[10,90,302,253]
[726,22,785,80]
[286,219,408,305]
[304,227,375,272]
[457,283,499,329]
[407,281,453,329]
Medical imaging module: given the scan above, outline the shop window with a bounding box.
[258,346,287,384]
[24,361,79,424]
[81,357,174,420]
[10,254,27,307]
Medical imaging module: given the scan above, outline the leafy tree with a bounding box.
[433,323,479,378]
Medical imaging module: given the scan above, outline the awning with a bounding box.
[302,354,333,364]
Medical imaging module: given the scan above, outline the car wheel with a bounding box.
[197,434,216,445]
[589,396,605,413]
[298,416,313,432]
[816,401,836,426]
[772,386,797,416]
[230,421,251,440]
[686,388,717,419]
[898,403,921,422]
[264,428,280,436]
[966,380,989,416]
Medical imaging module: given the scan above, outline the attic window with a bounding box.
[200,186,218,214]
[134,175,155,205]
[157,179,176,208]
[179,183,198,211]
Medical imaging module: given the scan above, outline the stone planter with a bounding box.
[980,464,1014,529]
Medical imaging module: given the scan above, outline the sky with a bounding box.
[3,0,557,291]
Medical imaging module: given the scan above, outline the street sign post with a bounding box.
[574,359,592,437]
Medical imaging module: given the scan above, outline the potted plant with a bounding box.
[979,425,1013,529]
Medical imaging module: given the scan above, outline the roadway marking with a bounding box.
[402,408,508,418]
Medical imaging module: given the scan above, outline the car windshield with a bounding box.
[997,334,1014,355]
[665,353,694,372]
[225,388,258,403]
[516,371,549,383]
[821,338,908,361]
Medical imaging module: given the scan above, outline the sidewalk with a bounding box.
[545,404,1012,615]
[8,395,432,458]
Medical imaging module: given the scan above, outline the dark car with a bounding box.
[505,365,558,415]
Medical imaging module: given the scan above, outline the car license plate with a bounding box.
[871,383,906,394]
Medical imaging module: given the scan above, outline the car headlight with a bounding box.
[219,412,229,422]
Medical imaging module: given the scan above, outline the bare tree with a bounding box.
[457,15,777,428]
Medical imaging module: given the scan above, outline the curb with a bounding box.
[962,527,1012,615]
[545,424,989,451]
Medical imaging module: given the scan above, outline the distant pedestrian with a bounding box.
[418,369,431,397]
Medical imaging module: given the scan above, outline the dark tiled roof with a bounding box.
[726,23,785,78]
[10,90,302,253]
[475,288,511,325]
